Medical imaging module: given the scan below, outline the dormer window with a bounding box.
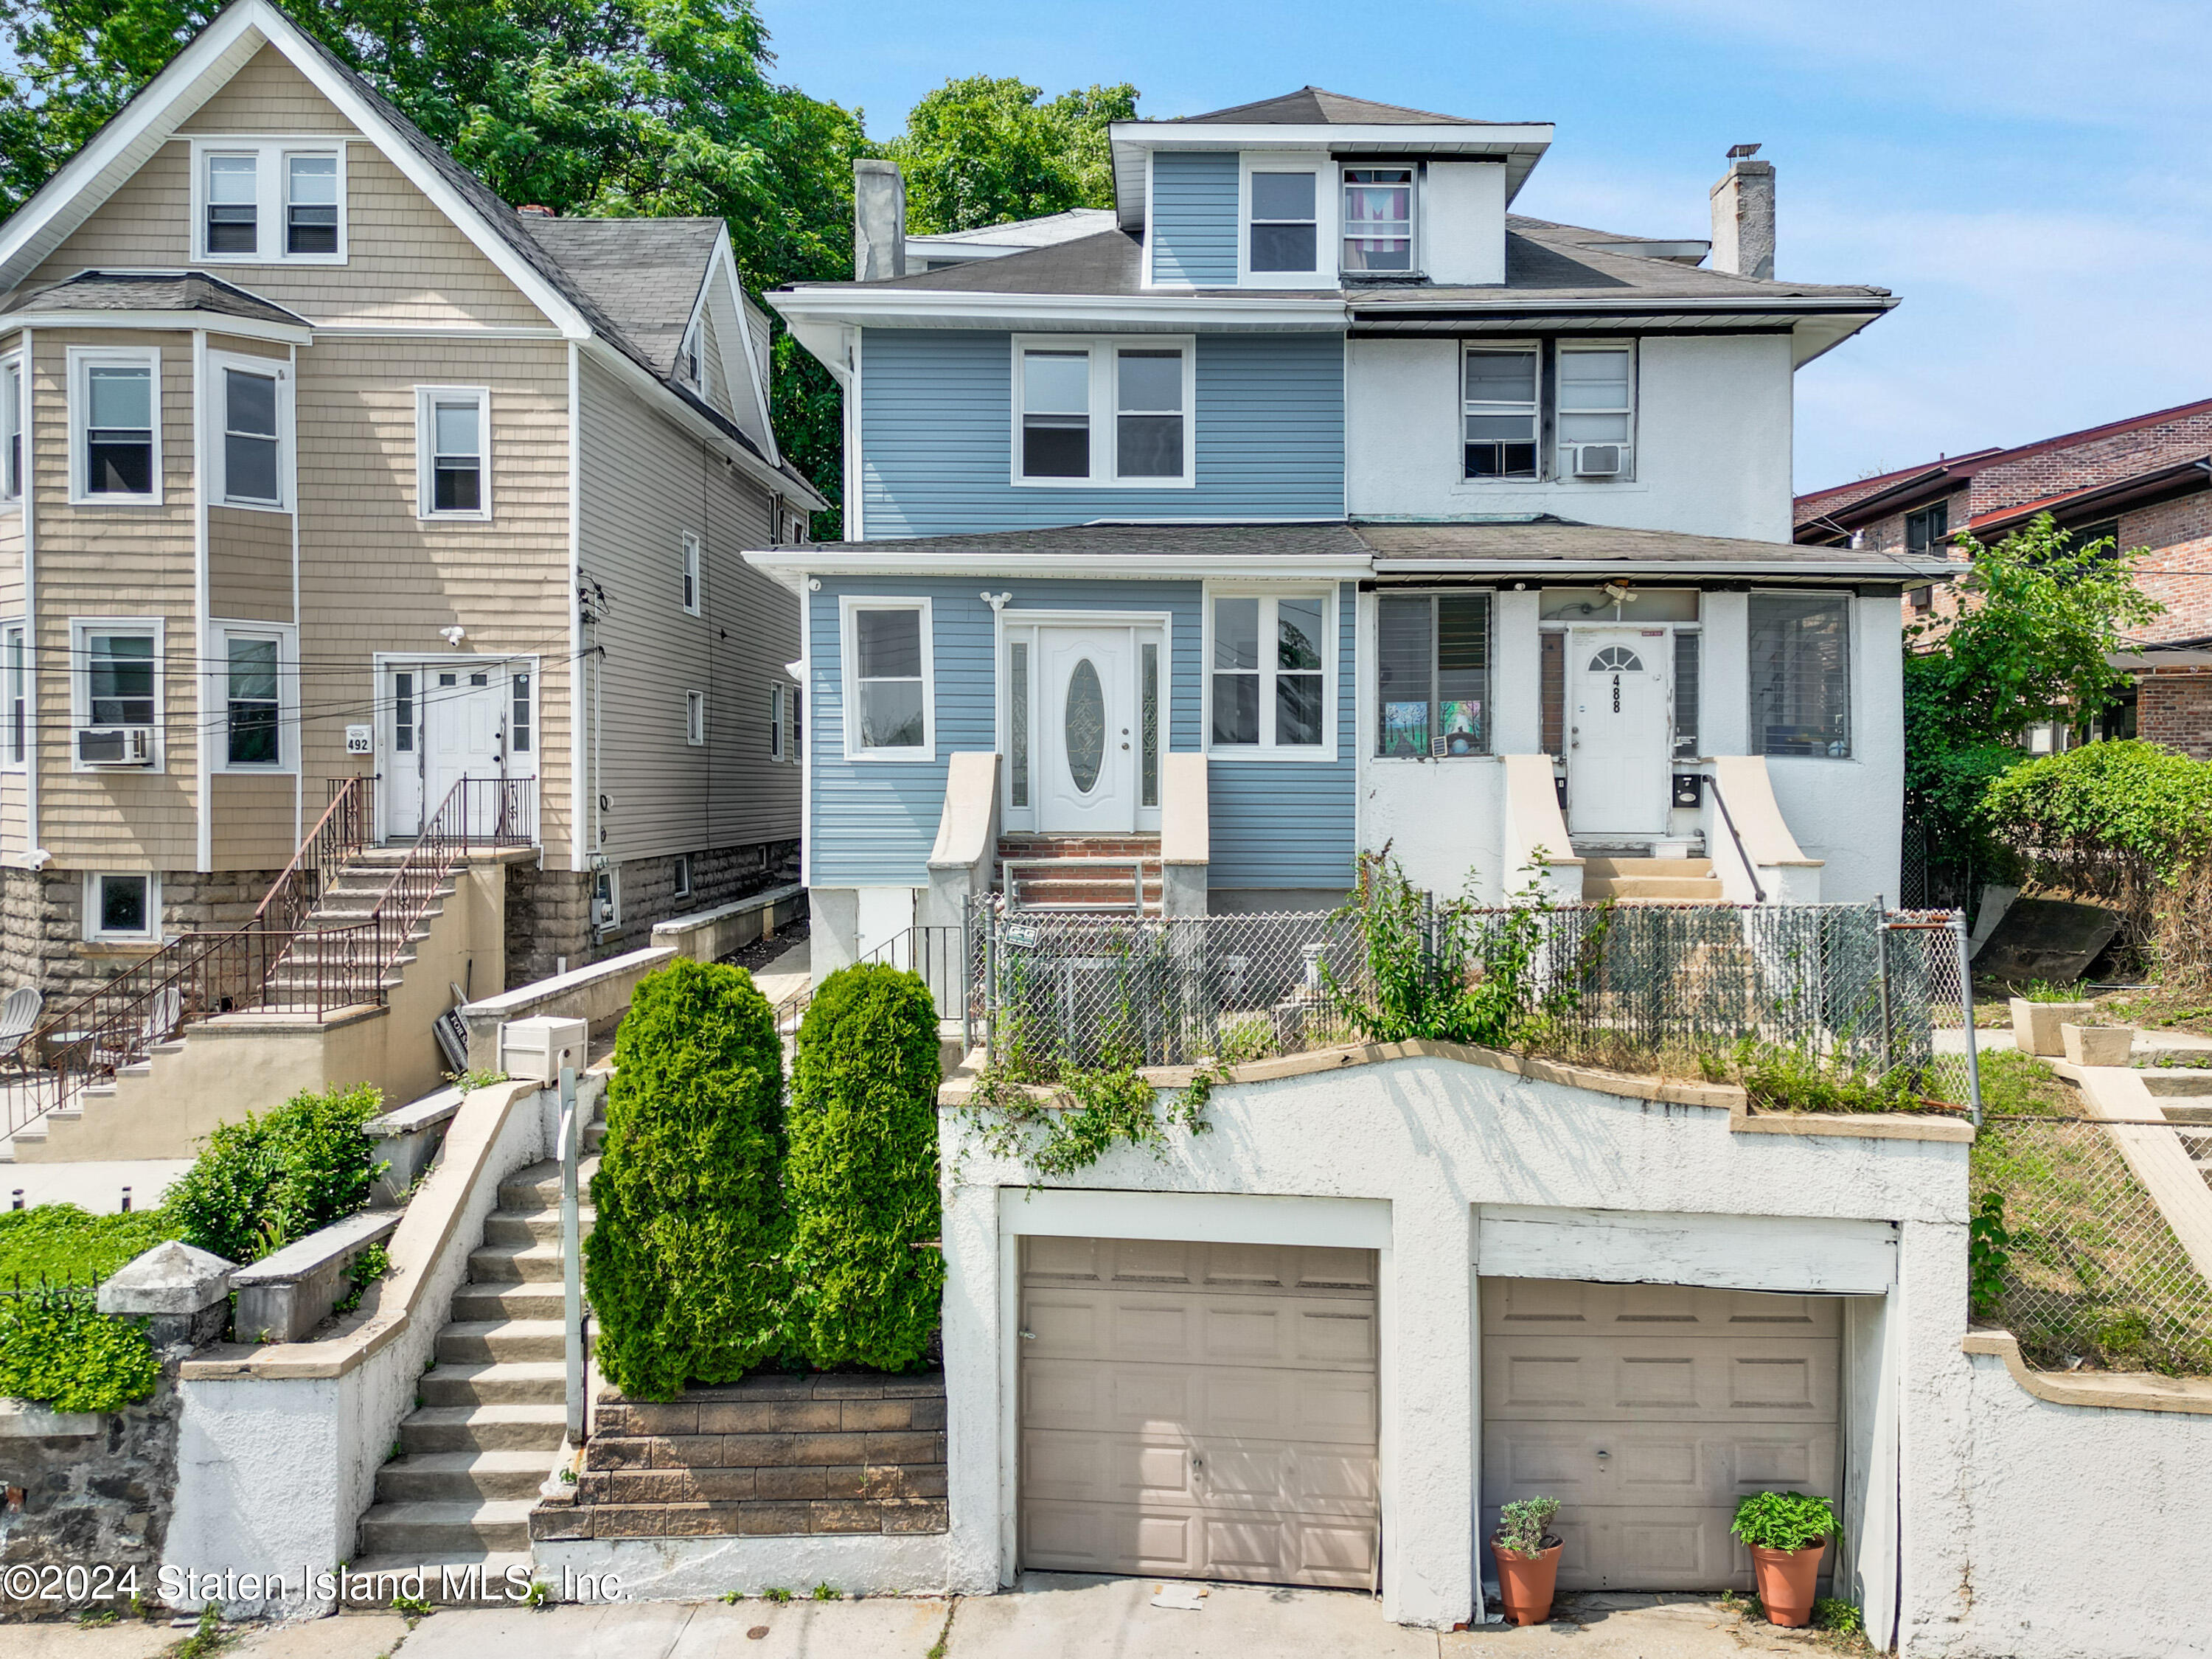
[193,139,345,262]
[1248,170,1318,274]
[1343,167,1413,272]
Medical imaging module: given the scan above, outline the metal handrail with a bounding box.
[253,776,375,933]
[1705,772,1767,903]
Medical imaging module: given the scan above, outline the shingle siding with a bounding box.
[1147,151,1240,286]
[857,329,1343,539]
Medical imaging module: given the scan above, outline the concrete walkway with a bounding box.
[8,1578,1840,1658]
[0,1158,192,1211]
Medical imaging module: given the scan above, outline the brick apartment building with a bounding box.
[1795,398,2212,757]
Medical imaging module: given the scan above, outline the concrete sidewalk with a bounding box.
[10,1577,1837,1658]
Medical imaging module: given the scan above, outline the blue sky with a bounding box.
[760,0,2212,495]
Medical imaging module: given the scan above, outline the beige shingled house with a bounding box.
[0,0,820,1032]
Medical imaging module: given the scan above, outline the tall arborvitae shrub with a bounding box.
[586,959,787,1399]
[787,964,945,1370]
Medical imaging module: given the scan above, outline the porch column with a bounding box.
[1492,588,1543,754]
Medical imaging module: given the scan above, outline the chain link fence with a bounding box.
[1972,1110,2212,1374]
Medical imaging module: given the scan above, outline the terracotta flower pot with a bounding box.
[1492,1539,1562,1627]
[1749,1540,1826,1628]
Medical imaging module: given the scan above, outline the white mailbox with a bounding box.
[500,1015,589,1085]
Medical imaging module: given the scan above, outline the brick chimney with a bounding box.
[1709,144,1774,280]
[853,159,907,282]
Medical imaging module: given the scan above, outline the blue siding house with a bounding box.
[753,87,1930,971]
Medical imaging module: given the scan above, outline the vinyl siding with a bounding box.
[209,771,295,870]
[1149,151,1239,286]
[34,48,552,330]
[577,352,799,863]
[858,329,1343,538]
[807,574,1355,891]
[207,507,292,621]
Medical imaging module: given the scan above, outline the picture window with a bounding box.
[87,873,159,943]
[1377,593,1492,758]
[225,634,280,767]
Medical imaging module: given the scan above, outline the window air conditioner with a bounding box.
[1571,443,1627,478]
[77,726,154,766]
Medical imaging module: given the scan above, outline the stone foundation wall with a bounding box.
[0,867,284,1004]
[532,1371,947,1543]
[504,839,799,989]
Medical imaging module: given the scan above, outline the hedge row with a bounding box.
[586,959,943,1400]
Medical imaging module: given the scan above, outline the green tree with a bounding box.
[1905,514,2160,866]
[586,960,787,1399]
[0,0,868,529]
[885,74,1135,235]
[786,964,943,1370]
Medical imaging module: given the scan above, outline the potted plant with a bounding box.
[1730,1491,1834,1628]
[2008,980,2093,1057]
[1490,1495,1563,1626]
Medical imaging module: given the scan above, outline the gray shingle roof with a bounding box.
[518,215,720,378]
[0,269,312,327]
[1165,88,1495,126]
[799,521,1371,559]
[1351,520,1907,567]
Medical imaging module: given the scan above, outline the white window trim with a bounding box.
[67,345,163,506]
[593,866,621,933]
[206,349,293,511]
[768,683,785,760]
[69,614,164,772]
[1,618,26,771]
[187,136,349,265]
[211,619,299,774]
[839,595,936,763]
[415,385,491,521]
[672,852,692,900]
[1238,150,1334,288]
[1,351,22,505]
[1458,338,1543,486]
[83,872,162,945]
[1340,162,1421,279]
[1201,583,1339,762]
[685,689,706,747]
[1009,334,1197,489]
[1555,339,1638,483]
[681,531,703,616]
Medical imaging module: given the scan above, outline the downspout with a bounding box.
[566,341,586,874]
[289,338,301,848]
[192,330,212,875]
[21,327,44,872]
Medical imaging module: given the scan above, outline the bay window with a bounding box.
[225,634,280,767]
[218,358,285,507]
[1208,591,1332,756]
[1013,337,1193,486]
[71,349,160,503]
[1750,594,1851,758]
[4,623,23,768]
[2,357,21,501]
[1376,593,1492,758]
[842,599,933,759]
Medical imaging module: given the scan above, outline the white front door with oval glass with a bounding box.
[1568,633,1669,837]
[1038,628,1136,832]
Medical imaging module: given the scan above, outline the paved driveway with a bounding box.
[12,1575,1851,1658]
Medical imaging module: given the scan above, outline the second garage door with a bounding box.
[1481,1278,1842,1592]
[1018,1236,1381,1588]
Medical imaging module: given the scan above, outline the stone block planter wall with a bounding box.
[532,1372,947,1543]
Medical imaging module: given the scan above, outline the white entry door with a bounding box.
[1037,627,1136,833]
[1568,632,1669,838]
[387,664,508,838]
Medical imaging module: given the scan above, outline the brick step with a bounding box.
[436,1319,566,1366]
[357,1499,535,1556]
[399,1401,567,1454]
[418,1360,568,1408]
[998,835,1161,858]
[375,1450,550,1505]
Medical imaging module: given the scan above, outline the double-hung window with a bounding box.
[194,141,344,262]
[1905,501,1950,557]
[223,631,282,768]
[1014,338,1194,486]
[72,618,161,768]
[217,358,285,507]
[1376,593,1492,758]
[71,349,160,503]
[1462,347,1538,480]
[1248,170,1319,274]
[1209,591,1332,756]
[1749,594,1851,758]
[417,387,490,519]
[1557,344,1634,476]
[1342,167,1414,273]
[681,532,702,614]
[2,357,21,502]
[842,599,932,759]
[768,684,785,760]
[3,623,24,768]
[685,689,706,746]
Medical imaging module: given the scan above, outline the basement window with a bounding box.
[85,872,160,944]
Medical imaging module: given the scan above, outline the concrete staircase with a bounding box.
[1581,856,1724,903]
[353,1118,602,1576]
[998,834,1162,913]
[265,846,456,1001]
[2142,1068,2212,1187]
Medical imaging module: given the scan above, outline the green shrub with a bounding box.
[787,964,945,1371]
[587,959,788,1399]
[1814,1597,1864,1635]
[0,1288,160,1413]
[1983,740,2212,886]
[1703,1038,1925,1114]
[1730,1490,1835,1552]
[1492,1495,1560,1556]
[0,1203,178,1284]
[164,1083,383,1265]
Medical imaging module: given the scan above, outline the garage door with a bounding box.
[1481,1278,1840,1592]
[1018,1236,1380,1588]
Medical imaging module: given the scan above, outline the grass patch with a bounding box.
[1970,1049,2212,1374]
[1700,1038,1939,1115]
[0,1203,179,1286]
[2101,986,2212,1037]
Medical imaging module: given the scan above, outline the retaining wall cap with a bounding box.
[229,1208,401,1287]
[1963,1329,2212,1414]
[97,1239,237,1315]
